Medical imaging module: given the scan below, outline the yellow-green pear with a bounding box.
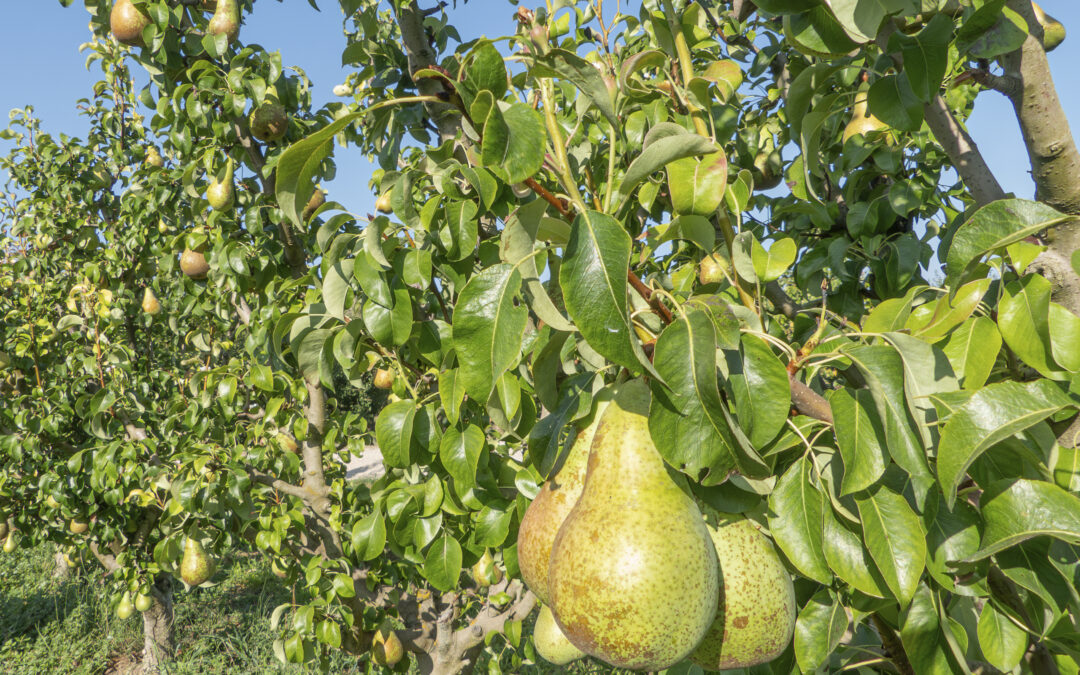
[373,368,394,390]
[843,89,891,144]
[206,160,234,210]
[144,146,164,168]
[699,252,729,285]
[1033,3,1066,51]
[69,518,89,535]
[207,0,240,43]
[180,249,210,279]
[2,530,15,553]
[142,288,161,315]
[116,592,136,620]
[516,394,611,606]
[690,517,796,670]
[752,149,784,191]
[249,102,288,142]
[180,536,215,586]
[135,592,153,612]
[548,380,718,671]
[534,604,586,666]
[471,549,502,588]
[110,0,150,47]
[372,628,404,667]
[45,495,60,510]
[375,192,393,214]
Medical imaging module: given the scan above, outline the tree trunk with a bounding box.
[141,575,175,673]
[53,548,72,580]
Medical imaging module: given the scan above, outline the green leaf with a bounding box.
[655,215,716,252]
[829,388,888,495]
[452,264,528,401]
[500,199,575,332]
[464,41,508,100]
[439,425,485,492]
[275,110,361,229]
[768,456,831,584]
[667,151,727,217]
[942,316,1001,390]
[648,309,743,484]
[822,507,889,597]
[362,283,412,348]
[375,400,416,469]
[316,620,341,648]
[351,510,386,562]
[888,13,952,102]
[999,275,1066,380]
[937,379,1073,507]
[882,332,959,450]
[618,132,718,203]
[899,583,954,675]
[479,102,546,184]
[794,589,847,672]
[968,479,1080,561]
[560,210,655,377]
[868,72,924,132]
[923,493,981,589]
[441,199,479,261]
[856,483,926,605]
[751,237,797,283]
[827,0,920,43]
[977,602,1027,672]
[728,334,791,449]
[945,199,1070,280]
[423,535,462,591]
[536,49,618,127]
[1049,302,1080,372]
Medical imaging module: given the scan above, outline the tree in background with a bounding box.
[2,0,1080,674]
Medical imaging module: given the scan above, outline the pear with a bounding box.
[180,249,210,279]
[116,592,136,620]
[533,604,586,666]
[843,90,890,144]
[0,519,8,540]
[1033,3,1066,51]
[699,252,729,286]
[690,517,796,670]
[180,536,215,586]
[471,549,502,588]
[752,149,783,191]
[110,0,150,47]
[517,394,611,606]
[206,160,234,210]
[45,495,61,510]
[302,188,326,221]
[69,518,89,535]
[375,192,393,213]
[548,380,719,670]
[142,288,161,315]
[135,592,153,612]
[372,628,404,667]
[373,368,394,390]
[2,531,15,554]
[144,146,164,168]
[207,0,240,43]
[249,102,288,143]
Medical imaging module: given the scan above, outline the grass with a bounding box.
[0,542,627,675]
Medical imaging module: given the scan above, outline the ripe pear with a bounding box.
[249,102,288,142]
[548,380,719,670]
[206,160,234,210]
[180,536,215,586]
[372,628,404,667]
[517,396,612,606]
[843,90,890,145]
[142,288,161,315]
[690,517,796,670]
[69,518,89,535]
[1033,3,1066,51]
[110,0,150,47]
[116,592,136,620]
[207,0,240,43]
[135,592,153,612]
[180,249,210,279]
[534,604,586,665]
[144,146,164,168]
[471,549,502,588]
[2,531,15,554]
[373,368,394,390]
[302,188,326,221]
[375,192,393,213]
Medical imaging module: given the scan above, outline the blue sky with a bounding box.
[1,1,1078,219]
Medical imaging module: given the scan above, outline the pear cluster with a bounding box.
[109,0,240,48]
[517,380,796,670]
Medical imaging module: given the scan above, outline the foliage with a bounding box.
[2,0,1080,673]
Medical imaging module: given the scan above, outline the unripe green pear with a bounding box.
[206,160,234,210]
[373,368,394,390]
[207,0,240,43]
[372,628,404,667]
[843,90,891,145]
[249,102,288,142]
[144,146,164,168]
[470,550,502,588]
[752,149,784,191]
[2,531,15,554]
[533,604,585,665]
[110,0,150,47]
[0,519,8,540]
[116,593,135,620]
[548,380,719,670]
[302,188,326,221]
[690,517,796,670]
[180,536,215,586]
[135,592,153,612]
[375,192,393,213]
[699,252,729,286]
[1034,3,1066,51]
[45,495,60,510]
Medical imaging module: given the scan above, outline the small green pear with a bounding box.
[116,592,136,620]
[249,102,288,142]
[206,160,234,210]
[699,252,729,286]
[45,495,61,510]
[110,0,150,47]
[142,288,161,315]
[207,0,240,43]
[372,628,404,667]
[534,605,586,666]
[180,536,215,586]
[2,531,15,554]
[375,192,393,213]
[690,517,796,670]
[135,592,153,612]
[470,549,502,588]
[752,149,784,191]
[180,249,210,279]
[144,146,164,168]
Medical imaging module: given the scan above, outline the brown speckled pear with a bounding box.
[548,379,718,671]
[110,0,150,47]
[690,516,796,670]
[517,392,611,606]
[207,0,240,43]
[534,604,585,666]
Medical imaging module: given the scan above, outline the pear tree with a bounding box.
[3,0,1080,674]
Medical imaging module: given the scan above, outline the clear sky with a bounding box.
[1,1,1078,219]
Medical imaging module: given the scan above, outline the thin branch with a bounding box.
[627,271,674,325]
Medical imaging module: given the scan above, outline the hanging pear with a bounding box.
[207,0,240,43]
[180,248,210,279]
[110,0,150,47]
[2,530,15,554]
[144,146,164,168]
[142,288,161,315]
[116,592,136,620]
[548,380,718,671]
[0,517,8,540]
[533,604,586,666]
[517,392,611,606]
[180,536,215,586]
[135,592,153,612]
[206,159,234,210]
[1033,3,1066,51]
[249,101,288,142]
[842,88,890,144]
[470,549,502,588]
[690,516,796,670]
[371,627,404,667]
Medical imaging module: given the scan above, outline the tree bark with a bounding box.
[141,575,175,674]
[53,548,72,580]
